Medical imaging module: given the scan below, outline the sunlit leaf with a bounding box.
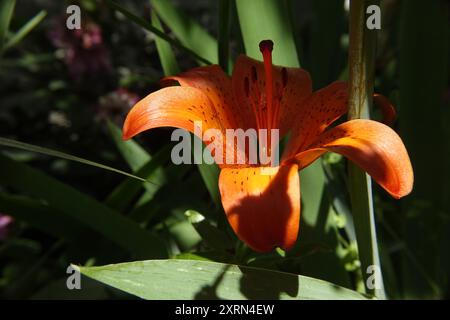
[150,10,180,76]
[151,0,218,64]
[75,259,368,300]
[107,120,151,172]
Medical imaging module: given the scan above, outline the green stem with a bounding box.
[348,0,385,299]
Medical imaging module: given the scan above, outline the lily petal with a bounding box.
[123,86,225,139]
[292,119,413,199]
[373,93,396,126]
[163,65,240,129]
[282,81,348,161]
[122,86,228,158]
[219,164,300,252]
[232,55,312,135]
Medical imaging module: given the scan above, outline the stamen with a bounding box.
[251,66,258,82]
[250,90,262,131]
[259,40,274,132]
[271,82,282,130]
[271,68,288,129]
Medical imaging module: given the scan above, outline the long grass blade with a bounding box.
[1,10,47,53]
[150,10,180,75]
[0,137,149,183]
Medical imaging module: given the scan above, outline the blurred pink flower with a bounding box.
[0,214,13,241]
[49,18,111,80]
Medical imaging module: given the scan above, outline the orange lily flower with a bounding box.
[122,40,413,253]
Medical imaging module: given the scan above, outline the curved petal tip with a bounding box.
[295,119,413,200]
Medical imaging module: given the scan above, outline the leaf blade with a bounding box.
[0,137,149,183]
[151,0,218,64]
[2,10,47,53]
[0,0,15,49]
[75,259,368,300]
[150,10,180,76]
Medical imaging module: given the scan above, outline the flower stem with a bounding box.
[347,0,385,299]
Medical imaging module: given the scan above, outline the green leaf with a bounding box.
[106,121,169,212]
[106,0,211,65]
[150,10,180,76]
[235,0,298,66]
[106,120,150,172]
[308,0,345,89]
[151,0,218,64]
[196,161,221,208]
[105,146,170,212]
[0,192,97,243]
[2,10,47,53]
[175,252,214,262]
[218,0,231,72]
[127,165,191,223]
[75,259,368,300]
[322,156,356,242]
[0,0,15,49]
[0,155,168,259]
[0,137,149,183]
[185,210,233,251]
[167,220,202,252]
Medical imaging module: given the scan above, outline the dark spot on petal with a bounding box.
[251,66,257,82]
[244,77,250,97]
[281,68,288,88]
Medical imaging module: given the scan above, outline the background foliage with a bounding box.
[0,0,448,299]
